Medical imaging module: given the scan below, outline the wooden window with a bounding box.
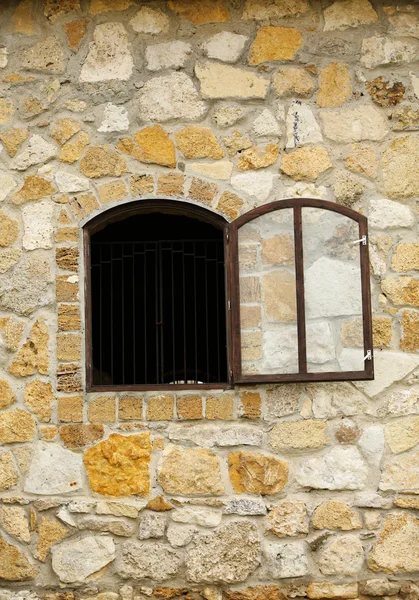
[230,198,373,383]
[85,198,373,391]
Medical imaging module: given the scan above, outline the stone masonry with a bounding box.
[0,0,419,598]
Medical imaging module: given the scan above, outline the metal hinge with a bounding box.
[352,235,367,246]
[228,300,231,310]
[230,369,233,379]
[226,232,229,242]
[364,350,372,361]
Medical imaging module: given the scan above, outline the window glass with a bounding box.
[302,207,364,373]
[238,208,298,375]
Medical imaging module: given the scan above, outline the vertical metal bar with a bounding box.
[132,243,136,385]
[110,243,114,383]
[193,242,198,384]
[159,242,164,384]
[121,243,125,385]
[204,242,209,383]
[359,217,374,378]
[294,205,307,374]
[215,241,221,382]
[171,244,176,383]
[183,242,187,383]
[99,244,103,385]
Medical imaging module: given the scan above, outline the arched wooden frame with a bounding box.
[84,197,373,392]
[229,198,374,384]
[84,199,232,392]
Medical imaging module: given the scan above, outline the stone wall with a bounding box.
[1,0,419,598]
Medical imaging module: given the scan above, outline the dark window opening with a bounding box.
[90,212,228,387]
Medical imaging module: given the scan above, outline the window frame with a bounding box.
[84,199,233,392]
[84,197,374,392]
[229,197,374,384]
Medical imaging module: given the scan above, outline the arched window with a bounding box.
[84,198,373,391]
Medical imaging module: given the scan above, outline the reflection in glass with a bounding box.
[238,209,299,375]
[302,207,364,373]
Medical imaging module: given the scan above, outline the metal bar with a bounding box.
[158,242,164,384]
[110,244,114,383]
[205,242,209,383]
[294,205,307,374]
[132,243,136,385]
[183,242,187,383]
[215,241,220,382]
[121,243,125,385]
[99,244,103,385]
[171,245,176,383]
[193,242,198,384]
[359,217,374,379]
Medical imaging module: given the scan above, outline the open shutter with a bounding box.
[230,198,374,384]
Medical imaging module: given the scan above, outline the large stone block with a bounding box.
[382,137,419,197]
[24,442,84,495]
[320,106,389,143]
[85,433,151,496]
[140,72,206,122]
[51,536,115,583]
[368,514,419,573]
[196,62,269,99]
[80,23,133,82]
[158,444,223,495]
[186,521,260,583]
[116,540,182,580]
[0,535,37,581]
[229,451,288,495]
[323,0,378,31]
[296,446,368,490]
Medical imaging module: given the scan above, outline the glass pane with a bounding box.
[302,207,364,373]
[238,209,298,375]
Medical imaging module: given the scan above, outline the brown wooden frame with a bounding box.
[229,198,374,384]
[84,197,373,392]
[84,199,232,392]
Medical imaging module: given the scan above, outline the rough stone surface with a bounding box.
[231,172,274,202]
[158,444,223,495]
[380,451,419,491]
[361,36,419,69]
[51,536,115,583]
[11,136,56,171]
[24,379,53,422]
[35,517,67,561]
[296,446,368,490]
[22,201,54,250]
[249,27,303,64]
[186,521,260,583]
[281,146,332,180]
[24,442,84,495]
[368,514,419,573]
[146,41,192,72]
[203,32,248,63]
[119,126,176,168]
[0,452,19,491]
[0,535,37,581]
[318,62,352,108]
[313,501,362,530]
[196,62,269,99]
[229,451,288,495]
[265,541,309,578]
[323,0,378,31]
[116,540,182,581]
[266,500,308,537]
[168,0,229,24]
[286,101,323,148]
[130,7,169,34]
[269,420,328,450]
[140,72,206,122]
[321,106,389,143]
[318,535,364,575]
[22,36,65,73]
[80,23,133,82]
[169,423,263,447]
[382,137,419,198]
[85,433,151,496]
[175,126,223,160]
